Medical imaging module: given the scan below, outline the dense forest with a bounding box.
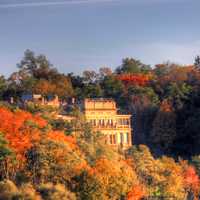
[1,50,200,199]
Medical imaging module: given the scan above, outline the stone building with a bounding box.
[83,98,132,148]
[21,94,60,108]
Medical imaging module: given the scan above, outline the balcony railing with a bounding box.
[91,124,131,129]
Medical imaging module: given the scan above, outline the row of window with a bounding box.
[108,133,129,145]
[90,119,130,126]
[90,119,114,126]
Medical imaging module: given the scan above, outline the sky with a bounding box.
[0,0,200,77]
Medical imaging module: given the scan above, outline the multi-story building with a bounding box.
[83,98,132,148]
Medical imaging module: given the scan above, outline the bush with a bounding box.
[37,183,76,200]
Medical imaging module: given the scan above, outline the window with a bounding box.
[113,134,116,144]
[126,133,129,144]
[109,134,116,144]
[109,135,113,144]
[120,133,124,144]
[111,119,113,126]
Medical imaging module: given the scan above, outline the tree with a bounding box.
[26,131,87,185]
[126,185,146,200]
[74,170,106,200]
[164,83,192,110]
[34,79,56,96]
[117,74,151,86]
[90,157,137,200]
[150,100,176,154]
[17,49,55,77]
[13,50,74,99]
[83,70,98,84]
[156,157,186,199]
[0,107,46,162]
[0,179,18,200]
[194,55,200,69]
[101,75,124,99]
[116,58,150,74]
[38,183,76,200]
[0,133,15,180]
[181,161,200,199]
[126,86,159,145]
[0,76,6,100]
[192,155,200,176]
[99,67,112,79]
[82,83,103,98]
[50,74,74,99]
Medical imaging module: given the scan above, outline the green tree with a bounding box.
[83,84,103,98]
[194,55,200,69]
[101,75,124,99]
[0,76,6,100]
[17,49,56,78]
[116,58,150,74]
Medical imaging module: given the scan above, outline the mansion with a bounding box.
[83,99,132,148]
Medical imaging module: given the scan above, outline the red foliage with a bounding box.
[0,107,46,161]
[117,73,151,86]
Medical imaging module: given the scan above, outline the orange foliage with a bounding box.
[0,107,46,162]
[126,185,146,200]
[46,130,89,173]
[92,157,121,176]
[46,131,77,149]
[117,73,151,86]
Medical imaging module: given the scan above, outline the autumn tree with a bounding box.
[26,131,87,186]
[0,107,46,163]
[126,185,146,200]
[9,50,74,99]
[126,145,157,191]
[34,79,56,96]
[181,161,200,199]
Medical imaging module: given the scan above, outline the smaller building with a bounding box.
[21,94,60,108]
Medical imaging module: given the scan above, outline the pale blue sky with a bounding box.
[0,0,200,76]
